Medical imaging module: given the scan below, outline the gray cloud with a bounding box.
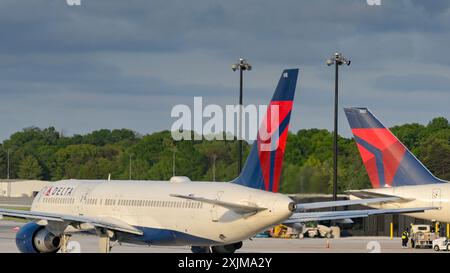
[0,0,449,140]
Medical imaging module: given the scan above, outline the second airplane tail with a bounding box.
[344,107,446,188]
[232,69,299,192]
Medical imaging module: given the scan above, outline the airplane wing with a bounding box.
[0,208,143,235]
[283,207,438,224]
[295,197,400,211]
[170,194,267,214]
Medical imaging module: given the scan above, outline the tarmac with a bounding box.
[0,220,443,253]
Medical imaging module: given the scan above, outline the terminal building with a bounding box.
[0,180,51,198]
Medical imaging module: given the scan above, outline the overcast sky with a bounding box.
[0,0,449,140]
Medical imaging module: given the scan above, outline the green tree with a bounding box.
[18,155,43,180]
[417,137,450,180]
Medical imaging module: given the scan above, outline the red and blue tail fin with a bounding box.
[232,69,299,192]
[344,107,446,188]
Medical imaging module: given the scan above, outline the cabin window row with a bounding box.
[109,199,203,209]
[42,197,75,204]
[41,197,203,209]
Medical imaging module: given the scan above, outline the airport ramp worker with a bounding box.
[401,229,409,249]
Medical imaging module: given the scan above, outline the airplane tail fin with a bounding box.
[344,107,445,188]
[232,69,299,192]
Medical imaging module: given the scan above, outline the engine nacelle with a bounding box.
[16,222,61,253]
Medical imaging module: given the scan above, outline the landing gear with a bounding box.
[59,234,72,253]
[97,229,115,253]
[191,242,243,253]
[191,246,211,253]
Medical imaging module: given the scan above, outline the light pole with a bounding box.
[232,58,252,175]
[212,154,217,182]
[326,52,350,202]
[7,149,10,180]
[172,149,176,177]
[129,154,132,180]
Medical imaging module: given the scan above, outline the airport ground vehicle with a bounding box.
[271,224,297,239]
[432,238,450,251]
[410,225,439,248]
[272,223,334,239]
[301,225,333,238]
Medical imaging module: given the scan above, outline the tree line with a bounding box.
[0,116,448,194]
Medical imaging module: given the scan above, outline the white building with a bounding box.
[0,180,51,198]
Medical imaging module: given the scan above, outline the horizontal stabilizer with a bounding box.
[170,194,267,214]
[347,190,415,202]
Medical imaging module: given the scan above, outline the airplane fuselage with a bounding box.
[31,179,294,246]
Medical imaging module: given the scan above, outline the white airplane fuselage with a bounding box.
[350,183,450,222]
[31,179,294,246]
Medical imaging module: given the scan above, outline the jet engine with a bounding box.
[15,222,61,253]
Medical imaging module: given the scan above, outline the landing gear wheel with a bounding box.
[97,229,114,253]
[434,245,440,251]
[59,234,72,253]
